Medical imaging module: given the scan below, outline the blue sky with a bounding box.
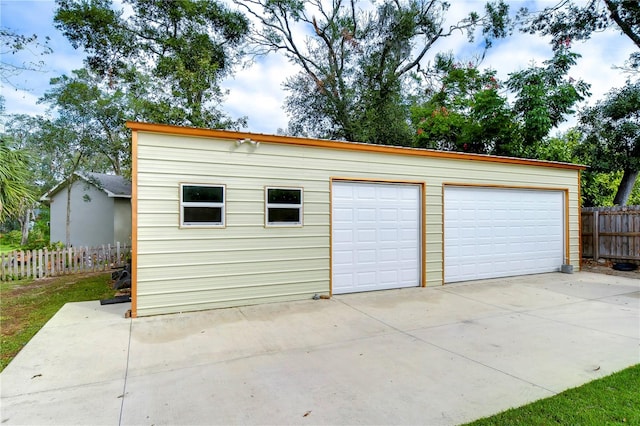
[1,0,636,135]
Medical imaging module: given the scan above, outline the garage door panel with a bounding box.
[332,181,421,294]
[445,187,564,283]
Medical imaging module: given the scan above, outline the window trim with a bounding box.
[179,183,226,228]
[265,186,303,227]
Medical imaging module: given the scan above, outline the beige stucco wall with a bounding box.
[134,131,581,316]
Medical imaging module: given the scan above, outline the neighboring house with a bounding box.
[128,121,584,317]
[41,172,132,247]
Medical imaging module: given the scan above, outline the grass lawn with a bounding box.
[0,243,20,254]
[0,272,115,371]
[466,364,640,425]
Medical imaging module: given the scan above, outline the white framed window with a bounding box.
[180,184,225,227]
[265,187,303,226]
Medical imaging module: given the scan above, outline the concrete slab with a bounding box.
[0,301,131,398]
[440,274,586,311]
[0,379,124,426]
[127,299,393,376]
[333,286,510,331]
[530,299,640,339]
[120,332,553,426]
[532,273,640,300]
[1,272,638,425]
[43,300,130,327]
[598,290,640,307]
[411,312,639,393]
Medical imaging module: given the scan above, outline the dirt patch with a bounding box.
[1,273,102,298]
[581,259,640,280]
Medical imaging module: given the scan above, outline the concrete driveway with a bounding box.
[1,272,639,425]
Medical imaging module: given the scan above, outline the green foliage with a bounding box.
[54,0,249,129]
[41,68,131,176]
[517,1,640,72]
[577,81,639,205]
[1,209,52,250]
[1,230,22,246]
[411,48,588,157]
[466,364,640,425]
[581,170,640,207]
[533,129,581,163]
[578,81,640,173]
[23,208,51,250]
[240,0,510,144]
[412,55,517,154]
[0,138,37,223]
[507,46,590,152]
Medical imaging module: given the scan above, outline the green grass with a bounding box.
[0,243,20,254]
[0,273,116,371]
[466,364,640,425]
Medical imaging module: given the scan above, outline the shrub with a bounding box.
[1,230,22,246]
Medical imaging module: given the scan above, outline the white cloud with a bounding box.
[222,55,296,133]
[1,0,84,115]
[2,86,46,116]
[2,0,637,138]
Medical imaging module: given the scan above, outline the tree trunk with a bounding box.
[19,208,32,245]
[613,169,639,206]
[65,177,73,247]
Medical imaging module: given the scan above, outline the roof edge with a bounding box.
[40,172,132,201]
[126,121,587,171]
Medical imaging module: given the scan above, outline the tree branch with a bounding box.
[604,0,640,48]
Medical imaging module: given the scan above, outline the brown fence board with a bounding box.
[582,206,640,263]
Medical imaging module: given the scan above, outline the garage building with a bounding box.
[128,122,583,317]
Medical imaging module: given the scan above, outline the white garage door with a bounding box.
[332,182,421,294]
[444,187,564,283]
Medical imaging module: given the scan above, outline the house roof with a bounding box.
[41,172,132,201]
[126,121,587,171]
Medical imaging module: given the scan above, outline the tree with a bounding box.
[517,0,640,72]
[412,54,517,154]
[506,46,590,155]
[6,70,122,246]
[411,48,589,157]
[0,138,36,227]
[237,0,510,144]
[54,0,249,128]
[41,68,131,176]
[35,115,100,247]
[577,81,640,205]
[0,27,52,89]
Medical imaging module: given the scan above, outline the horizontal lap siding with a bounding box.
[136,133,580,316]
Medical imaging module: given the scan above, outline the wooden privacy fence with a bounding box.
[1,243,131,281]
[582,206,640,263]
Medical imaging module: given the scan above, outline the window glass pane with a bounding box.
[184,207,222,224]
[268,188,301,204]
[268,208,300,223]
[183,186,223,203]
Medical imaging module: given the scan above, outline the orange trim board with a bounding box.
[328,178,427,296]
[578,172,583,270]
[131,130,138,318]
[126,121,586,171]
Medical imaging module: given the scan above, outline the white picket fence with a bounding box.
[0,243,131,281]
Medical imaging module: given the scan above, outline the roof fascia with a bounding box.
[126,121,587,171]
